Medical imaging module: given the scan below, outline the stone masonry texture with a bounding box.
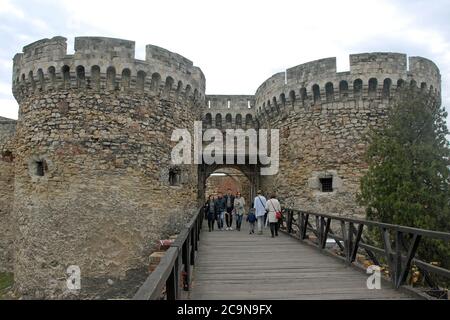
[0,36,441,298]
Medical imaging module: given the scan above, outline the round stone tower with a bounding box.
[11,36,205,298]
[255,53,441,216]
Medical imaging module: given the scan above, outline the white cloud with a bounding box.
[52,0,447,94]
[30,18,50,32]
[0,58,11,71]
[0,0,25,18]
[0,97,18,120]
[1,0,449,127]
[0,82,11,96]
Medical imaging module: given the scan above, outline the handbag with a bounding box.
[269,199,282,220]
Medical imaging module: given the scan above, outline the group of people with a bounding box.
[203,189,282,238]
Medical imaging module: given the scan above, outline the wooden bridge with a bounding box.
[189,224,413,299]
[133,208,450,300]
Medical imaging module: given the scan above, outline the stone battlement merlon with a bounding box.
[254,52,441,119]
[75,37,136,59]
[146,44,193,69]
[205,95,256,111]
[12,36,206,103]
[21,36,68,63]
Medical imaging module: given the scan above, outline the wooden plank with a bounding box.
[321,218,331,249]
[396,234,421,288]
[189,220,417,300]
[183,233,191,290]
[350,224,364,262]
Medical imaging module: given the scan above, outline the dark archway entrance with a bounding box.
[198,163,260,205]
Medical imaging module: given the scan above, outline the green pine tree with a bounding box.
[359,87,450,269]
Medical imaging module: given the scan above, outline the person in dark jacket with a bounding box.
[204,195,216,232]
[247,207,257,234]
[214,192,226,231]
[223,189,235,231]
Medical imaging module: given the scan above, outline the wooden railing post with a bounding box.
[394,231,403,287]
[319,217,325,250]
[183,233,191,291]
[381,227,394,284]
[133,207,207,300]
[321,218,331,249]
[350,224,364,263]
[347,223,354,263]
[287,210,293,233]
[166,259,177,300]
[315,216,320,246]
[301,213,309,240]
[275,207,450,295]
[340,221,347,259]
[176,251,182,299]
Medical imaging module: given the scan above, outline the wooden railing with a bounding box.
[281,208,450,297]
[133,207,204,300]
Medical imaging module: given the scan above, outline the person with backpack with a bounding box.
[253,190,267,235]
[247,207,257,234]
[265,192,282,237]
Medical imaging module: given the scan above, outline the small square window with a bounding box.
[169,168,181,186]
[320,177,333,192]
[1,151,13,163]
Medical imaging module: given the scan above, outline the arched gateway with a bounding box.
[1,35,441,298]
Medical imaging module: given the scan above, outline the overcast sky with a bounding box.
[1,0,450,128]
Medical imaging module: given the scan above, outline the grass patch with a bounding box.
[0,272,14,299]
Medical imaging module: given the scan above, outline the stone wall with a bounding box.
[259,99,387,216]
[6,37,443,299]
[203,95,256,129]
[11,36,205,298]
[0,117,16,142]
[255,53,441,217]
[0,117,16,273]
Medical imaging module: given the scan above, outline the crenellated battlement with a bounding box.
[205,95,255,111]
[5,38,447,299]
[12,36,206,105]
[202,95,256,129]
[255,52,441,121]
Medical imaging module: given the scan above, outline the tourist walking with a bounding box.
[253,190,267,235]
[214,192,226,230]
[224,189,235,231]
[233,192,245,231]
[265,193,282,237]
[247,207,257,234]
[204,195,216,232]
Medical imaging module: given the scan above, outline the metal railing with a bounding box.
[133,207,204,300]
[281,208,450,297]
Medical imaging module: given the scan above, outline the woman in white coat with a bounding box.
[265,193,282,237]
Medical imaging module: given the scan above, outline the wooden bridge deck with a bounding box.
[190,221,417,300]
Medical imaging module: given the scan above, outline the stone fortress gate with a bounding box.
[0,36,441,298]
